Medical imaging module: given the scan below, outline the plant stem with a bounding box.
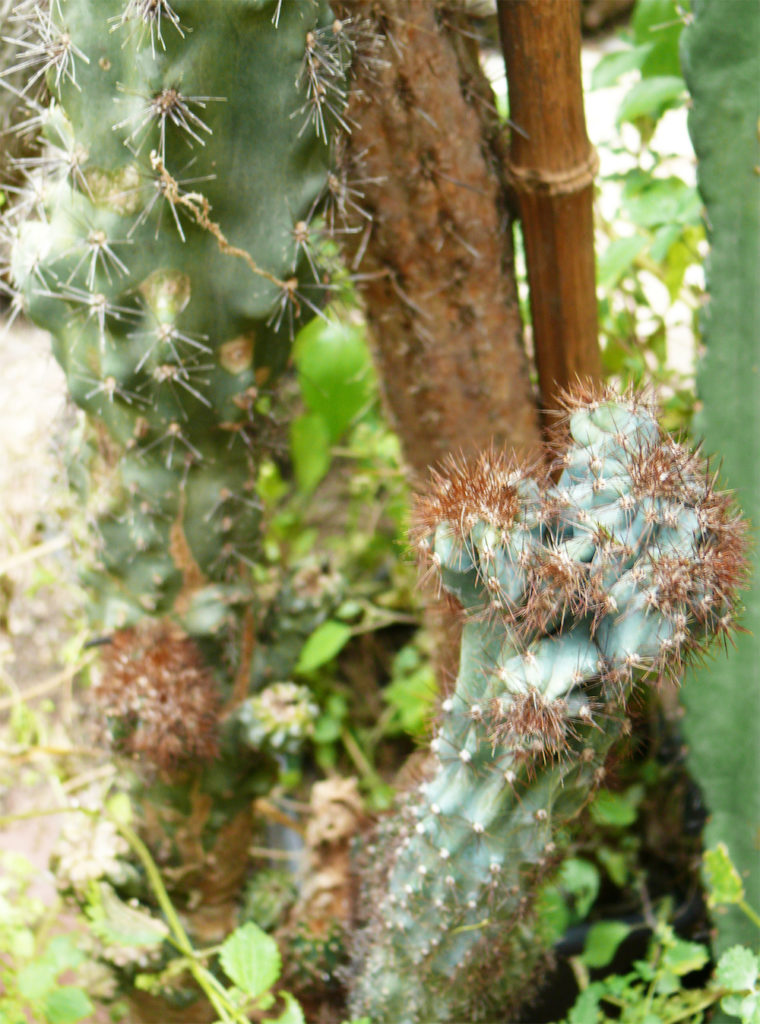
[739,899,760,930]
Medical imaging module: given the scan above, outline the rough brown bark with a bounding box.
[498,0,602,417]
[336,0,542,480]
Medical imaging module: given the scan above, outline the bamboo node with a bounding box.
[505,148,599,197]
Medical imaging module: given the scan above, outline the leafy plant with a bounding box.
[0,851,98,1024]
[592,0,701,430]
[563,844,760,1024]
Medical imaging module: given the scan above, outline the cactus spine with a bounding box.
[348,385,747,1024]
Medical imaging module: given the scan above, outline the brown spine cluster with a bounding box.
[95,620,220,773]
[412,383,748,746]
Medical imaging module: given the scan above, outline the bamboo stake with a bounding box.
[497,0,602,420]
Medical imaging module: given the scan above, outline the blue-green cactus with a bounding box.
[348,384,747,1024]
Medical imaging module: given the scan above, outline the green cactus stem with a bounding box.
[6,0,349,654]
[680,0,760,961]
[348,384,748,1024]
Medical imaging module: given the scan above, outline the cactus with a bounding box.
[5,0,348,654]
[679,0,760,962]
[1,1,352,1012]
[348,384,747,1024]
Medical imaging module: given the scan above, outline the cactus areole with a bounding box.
[349,384,747,1024]
[9,0,348,654]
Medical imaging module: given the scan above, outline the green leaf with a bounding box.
[38,936,85,976]
[17,962,57,1000]
[268,991,306,1024]
[581,921,631,968]
[218,922,281,1000]
[296,621,352,674]
[617,76,686,124]
[383,647,437,738]
[567,983,603,1024]
[294,318,374,441]
[597,235,648,288]
[589,789,638,827]
[312,713,342,744]
[622,178,701,228]
[8,927,35,959]
[592,43,656,89]
[105,791,132,826]
[721,991,760,1024]
[86,883,169,949]
[632,0,685,77]
[41,987,94,1024]
[535,884,571,945]
[597,846,630,889]
[558,858,600,920]
[704,843,745,907]
[257,460,288,506]
[662,936,710,976]
[717,946,760,992]
[649,223,682,264]
[290,414,331,493]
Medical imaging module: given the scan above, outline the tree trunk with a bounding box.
[335,0,542,479]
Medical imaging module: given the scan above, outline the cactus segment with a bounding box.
[7,0,348,649]
[348,385,747,1024]
[679,0,760,959]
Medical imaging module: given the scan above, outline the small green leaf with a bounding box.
[617,76,686,124]
[622,178,700,228]
[704,843,745,907]
[86,883,169,949]
[597,235,648,288]
[41,987,94,1024]
[662,936,710,976]
[632,0,684,77]
[296,621,352,674]
[17,962,57,1000]
[290,414,331,494]
[597,846,630,889]
[721,991,760,1024]
[534,884,571,944]
[384,648,437,738]
[558,858,600,920]
[294,319,373,442]
[312,714,342,744]
[105,791,132,826]
[268,991,306,1024]
[219,921,281,1000]
[589,789,638,827]
[581,921,631,968]
[38,936,85,975]
[566,983,602,1024]
[649,223,682,264]
[717,946,760,992]
[592,43,656,89]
